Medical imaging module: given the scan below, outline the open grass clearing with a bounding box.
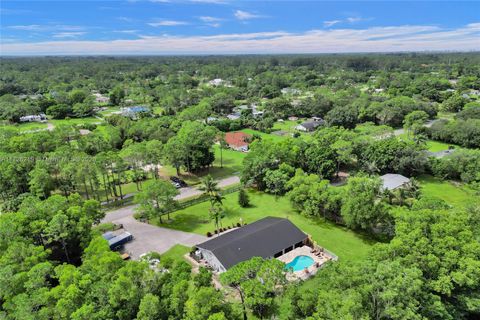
[155,190,375,262]
[418,175,477,207]
[159,144,245,185]
[50,117,103,127]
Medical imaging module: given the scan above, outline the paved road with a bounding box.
[393,119,438,137]
[101,175,239,258]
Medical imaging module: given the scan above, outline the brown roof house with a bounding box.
[225,131,252,152]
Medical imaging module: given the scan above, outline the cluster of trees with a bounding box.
[282,202,480,319]
[242,126,429,191]
[427,118,480,148]
[0,192,241,320]
[430,149,480,184]
[0,118,219,212]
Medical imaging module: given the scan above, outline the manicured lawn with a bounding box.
[13,122,49,132]
[425,139,456,152]
[418,175,476,207]
[159,144,246,185]
[240,128,287,142]
[161,244,191,264]
[50,117,103,126]
[272,119,303,132]
[159,190,375,262]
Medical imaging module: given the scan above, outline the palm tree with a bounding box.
[209,203,226,235]
[364,161,380,175]
[199,174,224,206]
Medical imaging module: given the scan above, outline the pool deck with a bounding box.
[277,246,330,280]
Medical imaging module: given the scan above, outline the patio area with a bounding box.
[277,246,332,281]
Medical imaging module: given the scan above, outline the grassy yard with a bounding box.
[425,139,456,152]
[160,244,191,264]
[272,119,303,132]
[159,144,246,185]
[157,190,375,262]
[1,121,49,132]
[50,117,103,126]
[240,128,287,142]
[418,175,476,207]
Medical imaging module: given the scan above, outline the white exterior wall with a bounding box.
[295,125,307,132]
[198,248,227,273]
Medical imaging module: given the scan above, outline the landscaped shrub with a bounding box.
[236,222,241,227]
[238,188,250,207]
[206,231,212,237]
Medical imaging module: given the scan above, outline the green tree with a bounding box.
[221,257,286,320]
[341,176,392,235]
[134,180,179,223]
[136,293,161,320]
[29,161,54,199]
[238,189,250,208]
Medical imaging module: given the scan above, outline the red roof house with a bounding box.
[225,132,252,152]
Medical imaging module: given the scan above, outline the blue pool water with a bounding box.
[284,255,314,272]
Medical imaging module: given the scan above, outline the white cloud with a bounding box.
[148,20,189,27]
[52,32,86,38]
[8,25,43,31]
[199,16,222,22]
[2,23,479,55]
[118,16,135,22]
[323,20,341,27]
[113,30,139,34]
[7,24,85,32]
[234,10,264,21]
[199,16,223,27]
[323,16,371,28]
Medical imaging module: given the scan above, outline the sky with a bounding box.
[1,0,479,55]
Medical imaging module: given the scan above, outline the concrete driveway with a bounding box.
[112,216,206,259]
[101,175,239,258]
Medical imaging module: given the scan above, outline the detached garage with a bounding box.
[195,217,308,273]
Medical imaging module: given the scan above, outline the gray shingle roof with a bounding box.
[197,217,307,269]
[380,173,410,191]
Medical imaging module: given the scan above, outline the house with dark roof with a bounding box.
[195,217,308,273]
[224,131,252,152]
[380,173,410,191]
[295,120,324,132]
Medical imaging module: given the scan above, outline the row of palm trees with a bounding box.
[199,175,226,235]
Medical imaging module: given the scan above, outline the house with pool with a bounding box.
[194,216,335,276]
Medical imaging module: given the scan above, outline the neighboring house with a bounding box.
[224,131,251,152]
[380,173,410,191]
[93,92,110,104]
[19,113,47,122]
[195,217,308,273]
[252,110,264,118]
[226,113,241,120]
[281,87,301,95]
[295,120,323,132]
[122,106,150,119]
[208,78,232,87]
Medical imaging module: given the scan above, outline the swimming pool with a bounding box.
[284,255,314,272]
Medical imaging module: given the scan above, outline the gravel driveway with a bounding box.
[101,175,239,258]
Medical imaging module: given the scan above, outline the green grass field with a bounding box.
[425,140,456,152]
[157,190,375,262]
[418,175,476,207]
[159,144,246,185]
[50,117,103,126]
[160,244,191,264]
[1,122,49,132]
[240,128,287,142]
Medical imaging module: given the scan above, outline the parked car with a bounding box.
[170,176,187,187]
